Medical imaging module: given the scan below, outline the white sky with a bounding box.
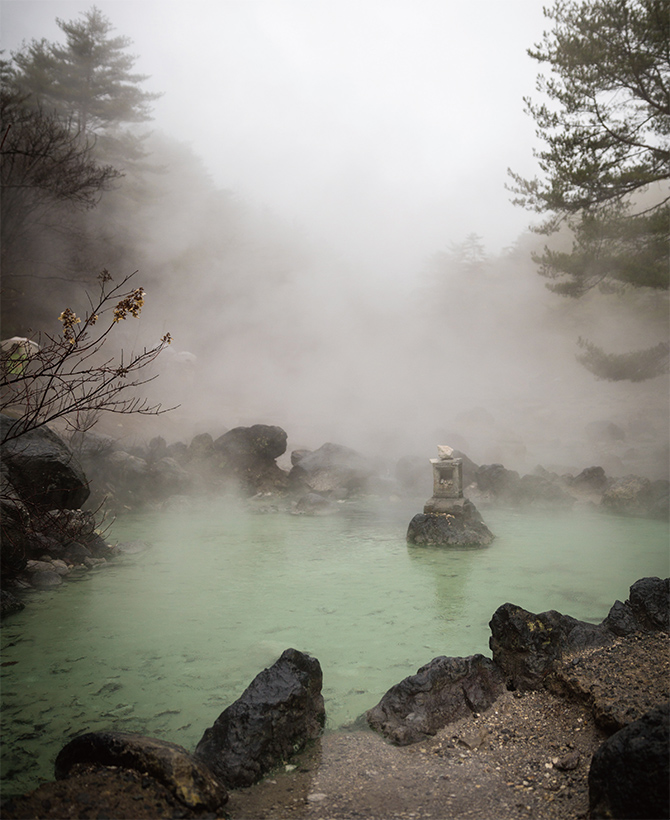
[1,0,549,280]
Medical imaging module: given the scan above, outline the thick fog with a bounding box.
[2,1,669,478]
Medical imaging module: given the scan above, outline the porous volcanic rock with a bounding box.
[490,577,669,694]
[604,575,669,635]
[406,500,495,548]
[474,463,573,507]
[212,424,289,495]
[588,702,669,820]
[489,604,611,691]
[550,632,669,733]
[54,731,227,812]
[0,462,30,576]
[366,654,505,745]
[2,766,205,819]
[0,588,24,618]
[570,466,608,493]
[0,414,89,510]
[474,463,520,497]
[287,442,375,497]
[194,648,325,788]
[214,424,287,461]
[600,474,668,518]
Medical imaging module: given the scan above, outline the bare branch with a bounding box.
[1,271,176,445]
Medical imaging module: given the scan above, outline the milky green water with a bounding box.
[1,496,668,797]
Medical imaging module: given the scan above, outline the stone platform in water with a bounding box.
[406,498,494,548]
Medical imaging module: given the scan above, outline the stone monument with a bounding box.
[406,446,494,548]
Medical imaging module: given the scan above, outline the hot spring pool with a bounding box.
[1,496,668,796]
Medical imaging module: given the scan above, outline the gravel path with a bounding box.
[228,632,668,820]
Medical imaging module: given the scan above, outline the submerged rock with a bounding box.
[54,731,227,812]
[366,654,505,745]
[29,569,63,589]
[406,501,495,548]
[194,648,325,788]
[588,703,669,820]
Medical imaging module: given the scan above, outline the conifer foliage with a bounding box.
[510,0,670,381]
[12,5,160,136]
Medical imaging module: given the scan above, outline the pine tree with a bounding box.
[12,6,160,139]
[509,0,670,381]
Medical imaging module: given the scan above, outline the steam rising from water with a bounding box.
[3,2,668,476]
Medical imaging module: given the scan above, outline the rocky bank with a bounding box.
[3,579,668,820]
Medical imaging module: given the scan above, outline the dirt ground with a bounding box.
[5,632,668,820]
[226,689,606,820]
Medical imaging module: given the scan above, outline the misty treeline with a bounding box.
[0,2,667,457]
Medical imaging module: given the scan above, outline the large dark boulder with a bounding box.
[475,463,520,497]
[1,588,25,618]
[194,648,325,788]
[188,432,215,461]
[570,466,608,493]
[588,703,669,820]
[150,456,191,496]
[1,462,30,576]
[29,569,63,589]
[54,731,227,812]
[489,604,610,690]
[475,463,573,507]
[604,577,669,636]
[212,425,289,495]
[452,450,480,488]
[287,442,375,497]
[0,414,89,510]
[600,475,666,518]
[213,424,287,461]
[407,500,495,548]
[366,654,505,746]
[490,578,669,693]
